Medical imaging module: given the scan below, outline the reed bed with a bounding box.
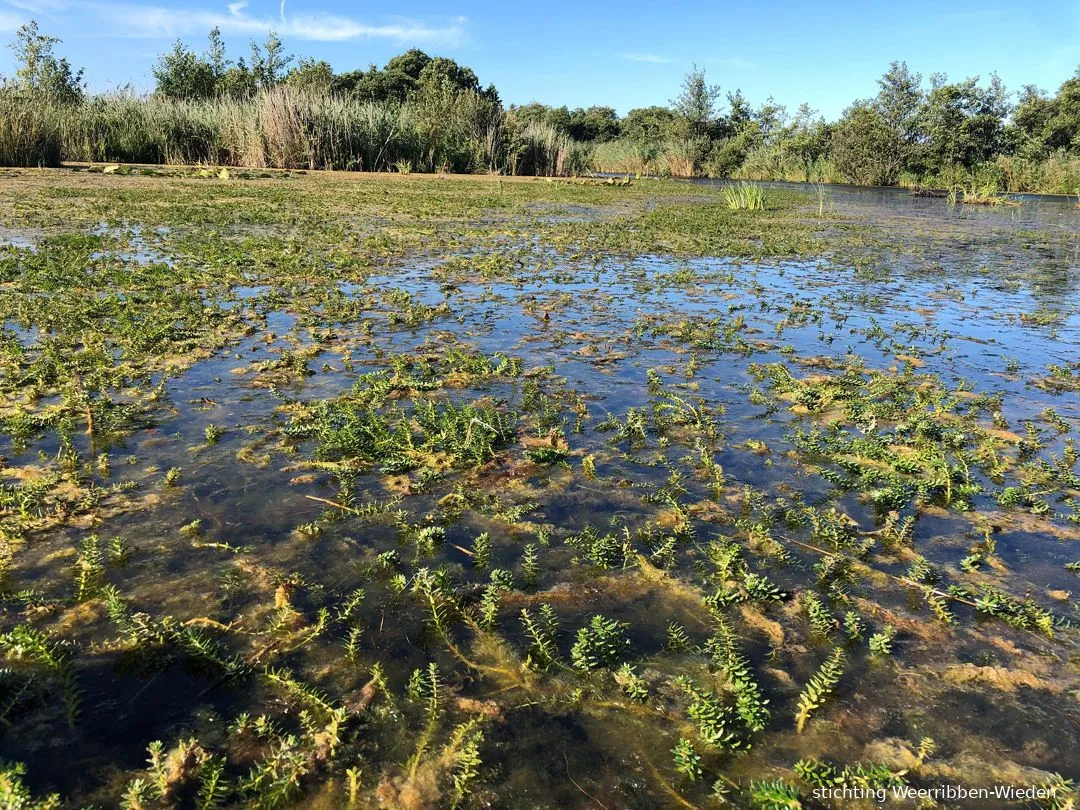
[592,138,700,178]
[0,87,591,175]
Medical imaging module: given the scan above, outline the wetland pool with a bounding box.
[0,170,1078,809]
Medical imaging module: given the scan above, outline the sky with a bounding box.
[0,0,1078,119]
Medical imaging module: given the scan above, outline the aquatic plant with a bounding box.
[867,625,896,657]
[570,615,631,671]
[794,647,845,733]
[0,157,1078,809]
[949,181,1019,206]
[0,761,61,809]
[677,676,748,752]
[801,591,838,638]
[520,605,560,670]
[749,779,802,809]
[672,738,703,782]
[0,626,80,729]
[723,182,766,211]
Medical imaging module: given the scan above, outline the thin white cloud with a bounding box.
[83,1,466,44]
[0,9,26,29]
[3,0,70,12]
[620,52,672,64]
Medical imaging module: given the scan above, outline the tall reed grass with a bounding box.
[905,153,1080,196]
[591,138,701,178]
[0,91,61,167]
[0,86,590,176]
[731,144,841,184]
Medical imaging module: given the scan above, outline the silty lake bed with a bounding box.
[0,168,1078,809]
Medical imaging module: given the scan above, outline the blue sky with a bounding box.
[1,0,1078,119]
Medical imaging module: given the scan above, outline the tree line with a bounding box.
[2,20,1079,191]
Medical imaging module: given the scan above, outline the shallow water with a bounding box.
[1,176,1079,808]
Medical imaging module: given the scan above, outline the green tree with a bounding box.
[418,56,480,93]
[384,48,432,81]
[754,97,788,145]
[153,39,216,99]
[1008,69,1080,155]
[917,74,1009,172]
[830,101,900,185]
[509,103,572,132]
[339,64,410,101]
[567,106,620,142]
[340,49,497,104]
[285,58,336,93]
[7,20,84,103]
[623,106,677,142]
[207,26,228,78]
[873,60,924,168]
[671,63,722,139]
[249,30,293,88]
[722,90,753,135]
[218,59,256,98]
[783,103,830,181]
[829,62,925,185]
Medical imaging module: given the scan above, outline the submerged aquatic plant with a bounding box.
[570,615,631,670]
[672,738,703,782]
[794,647,845,733]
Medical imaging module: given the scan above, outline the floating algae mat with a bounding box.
[0,169,1078,808]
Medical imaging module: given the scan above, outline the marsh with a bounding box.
[0,168,1077,809]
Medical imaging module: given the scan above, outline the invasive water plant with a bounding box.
[570,614,632,670]
[794,647,846,733]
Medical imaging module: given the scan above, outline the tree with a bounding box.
[7,20,84,103]
[830,101,902,185]
[670,64,723,172]
[753,97,788,145]
[285,58,336,93]
[1009,85,1054,154]
[249,31,293,89]
[153,40,216,99]
[340,49,497,104]
[829,62,926,185]
[218,59,256,98]
[566,106,620,142]
[207,26,228,78]
[917,74,1009,172]
[872,61,924,169]
[718,89,753,138]
[1007,69,1080,156]
[384,49,432,81]
[623,106,677,143]
[783,103,830,181]
[418,56,479,93]
[671,64,722,139]
[509,103,573,135]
